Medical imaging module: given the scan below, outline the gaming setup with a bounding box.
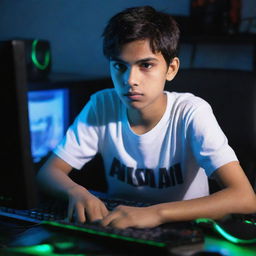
[0,39,256,256]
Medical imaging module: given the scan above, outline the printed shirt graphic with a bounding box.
[55,89,238,203]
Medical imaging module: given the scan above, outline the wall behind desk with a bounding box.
[0,0,188,79]
[0,0,255,79]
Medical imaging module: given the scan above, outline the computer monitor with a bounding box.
[28,89,69,163]
[0,84,71,210]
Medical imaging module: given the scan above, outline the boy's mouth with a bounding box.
[124,91,144,100]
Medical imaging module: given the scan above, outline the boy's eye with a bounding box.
[140,63,153,69]
[113,62,127,72]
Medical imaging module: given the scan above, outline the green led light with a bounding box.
[31,39,50,70]
[195,218,256,244]
[28,244,53,254]
[43,221,166,248]
[3,244,53,255]
[244,220,256,226]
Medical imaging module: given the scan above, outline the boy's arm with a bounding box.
[37,153,76,198]
[36,153,108,223]
[101,161,256,229]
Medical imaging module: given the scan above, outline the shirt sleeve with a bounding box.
[186,100,238,177]
[54,96,100,170]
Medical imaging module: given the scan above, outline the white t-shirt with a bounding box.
[54,89,238,203]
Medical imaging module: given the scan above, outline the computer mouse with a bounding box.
[195,217,256,244]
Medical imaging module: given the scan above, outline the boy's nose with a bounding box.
[125,67,139,87]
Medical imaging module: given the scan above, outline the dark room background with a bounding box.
[0,0,255,79]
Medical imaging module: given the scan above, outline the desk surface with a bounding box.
[1,219,256,256]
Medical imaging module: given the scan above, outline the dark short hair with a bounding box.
[102,6,180,66]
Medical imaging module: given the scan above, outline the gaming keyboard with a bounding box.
[43,220,203,254]
[0,197,204,255]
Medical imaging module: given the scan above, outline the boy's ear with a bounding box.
[166,57,180,81]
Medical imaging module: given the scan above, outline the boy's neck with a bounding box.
[127,94,167,135]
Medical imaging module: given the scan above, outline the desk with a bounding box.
[0,218,256,256]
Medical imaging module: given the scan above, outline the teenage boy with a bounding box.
[37,6,256,229]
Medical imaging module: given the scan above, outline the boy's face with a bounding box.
[110,39,179,112]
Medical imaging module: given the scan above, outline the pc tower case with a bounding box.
[0,39,51,209]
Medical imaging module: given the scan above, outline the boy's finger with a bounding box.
[75,204,86,223]
[86,206,105,222]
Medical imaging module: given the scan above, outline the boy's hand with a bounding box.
[101,205,162,229]
[66,185,109,223]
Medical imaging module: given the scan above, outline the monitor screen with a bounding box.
[28,89,69,163]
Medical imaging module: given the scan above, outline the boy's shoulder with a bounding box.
[166,91,211,113]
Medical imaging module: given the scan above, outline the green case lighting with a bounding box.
[31,39,50,70]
